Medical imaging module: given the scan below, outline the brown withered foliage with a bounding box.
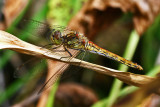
[0,0,28,30]
[54,83,98,107]
[69,0,160,37]
[113,77,160,107]
[138,94,160,107]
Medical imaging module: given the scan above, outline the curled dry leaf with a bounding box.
[113,77,160,107]
[55,83,98,107]
[69,0,160,36]
[0,30,156,88]
[0,0,28,30]
[137,94,160,107]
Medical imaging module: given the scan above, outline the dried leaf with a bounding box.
[113,77,160,107]
[55,83,98,107]
[1,0,28,29]
[69,0,160,36]
[138,94,160,107]
[0,30,155,88]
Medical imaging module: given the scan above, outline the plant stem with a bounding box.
[107,30,140,107]
[46,81,59,107]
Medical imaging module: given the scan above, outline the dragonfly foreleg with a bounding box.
[59,46,73,61]
[63,46,72,57]
[51,45,69,52]
[41,44,63,55]
[42,43,54,48]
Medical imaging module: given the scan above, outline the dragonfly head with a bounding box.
[50,30,63,45]
[52,30,62,39]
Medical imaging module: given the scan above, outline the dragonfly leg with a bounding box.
[63,46,72,57]
[42,43,54,48]
[43,44,64,51]
[51,45,70,52]
[59,46,73,60]
[52,45,61,49]
[41,44,62,55]
[40,43,55,54]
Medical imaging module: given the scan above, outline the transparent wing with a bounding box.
[22,19,73,36]
[38,63,69,94]
[38,50,79,94]
[20,19,75,46]
[14,57,37,78]
[14,56,47,78]
[14,44,65,78]
[14,19,75,78]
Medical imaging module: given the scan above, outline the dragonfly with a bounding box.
[50,31,143,70]
[21,19,143,93]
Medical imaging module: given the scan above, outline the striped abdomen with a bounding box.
[85,41,143,70]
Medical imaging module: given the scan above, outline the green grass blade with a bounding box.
[107,30,140,107]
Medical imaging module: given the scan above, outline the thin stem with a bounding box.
[46,81,59,107]
[107,30,140,107]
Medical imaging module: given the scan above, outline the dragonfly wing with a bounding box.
[14,58,47,78]
[14,58,36,78]
[22,19,71,34]
[21,19,74,45]
[38,63,69,94]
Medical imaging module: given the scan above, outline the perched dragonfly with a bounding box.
[50,30,143,70]
[22,20,143,93]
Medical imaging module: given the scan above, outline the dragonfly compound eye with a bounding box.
[54,30,62,39]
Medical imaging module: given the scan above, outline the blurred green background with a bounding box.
[0,0,160,107]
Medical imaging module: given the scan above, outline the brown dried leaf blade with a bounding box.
[0,30,156,91]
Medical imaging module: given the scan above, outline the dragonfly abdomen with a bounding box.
[86,41,143,70]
